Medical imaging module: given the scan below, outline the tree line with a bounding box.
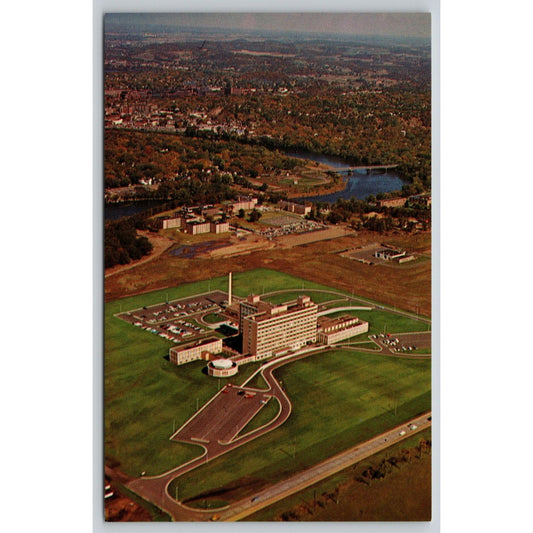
[105,216,153,268]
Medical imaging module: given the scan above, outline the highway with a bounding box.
[219,412,432,522]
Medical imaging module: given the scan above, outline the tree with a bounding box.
[248,209,262,222]
[237,208,245,219]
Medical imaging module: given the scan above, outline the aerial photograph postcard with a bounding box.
[103,12,433,522]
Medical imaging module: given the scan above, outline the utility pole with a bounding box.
[196,398,199,411]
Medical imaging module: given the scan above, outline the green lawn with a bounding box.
[325,309,430,337]
[105,299,262,476]
[238,396,281,435]
[203,312,226,324]
[338,340,380,350]
[105,269,430,479]
[244,427,432,521]
[168,348,430,502]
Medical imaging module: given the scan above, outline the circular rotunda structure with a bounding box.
[207,358,239,378]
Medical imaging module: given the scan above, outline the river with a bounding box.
[286,150,407,203]
[105,199,169,221]
[105,151,406,220]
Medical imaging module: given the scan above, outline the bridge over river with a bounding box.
[332,164,399,173]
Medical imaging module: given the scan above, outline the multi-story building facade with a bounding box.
[169,337,223,365]
[185,221,211,235]
[210,221,230,234]
[240,295,318,360]
[317,315,369,345]
[230,196,258,213]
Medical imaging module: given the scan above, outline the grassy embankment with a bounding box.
[168,348,430,504]
[244,428,432,521]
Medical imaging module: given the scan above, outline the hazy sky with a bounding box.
[107,13,430,39]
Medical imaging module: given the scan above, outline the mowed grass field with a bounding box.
[105,268,430,479]
[168,349,430,502]
[105,269,335,476]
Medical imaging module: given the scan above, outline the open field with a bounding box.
[325,309,430,337]
[259,211,303,226]
[167,348,430,504]
[104,230,431,317]
[244,428,431,521]
[106,281,275,476]
[106,269,430,482]
[239,396,281,435]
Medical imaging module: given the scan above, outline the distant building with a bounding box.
[230,196,258,213]
[162,217,183,229]
[408,193,432,207]
[185,221,210,235]
[210,221,230,234]
[169,337,223,366]
[278,200,312,216]
[374,248,406,261]
[374,246,415,263]
[376,197,407,208]
[240,294,318,360]
[317,315,369,345]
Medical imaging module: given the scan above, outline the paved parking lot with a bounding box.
[372,331,431,354]
[116,290,231,343]
[173,385,272,445]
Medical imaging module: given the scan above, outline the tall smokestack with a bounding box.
[228,272,232,305]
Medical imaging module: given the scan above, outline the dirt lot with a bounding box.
[104,229,431,317]
[277,226,353,248]
[105,492,153,522]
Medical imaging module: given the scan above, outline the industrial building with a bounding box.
[374,246,415,263]
[240,294,318,360]
[169,337,223,365]
[317,315,369,344]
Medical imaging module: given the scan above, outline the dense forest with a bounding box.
[105,216,153,268]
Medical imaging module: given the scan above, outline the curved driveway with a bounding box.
[126,347,323,521]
